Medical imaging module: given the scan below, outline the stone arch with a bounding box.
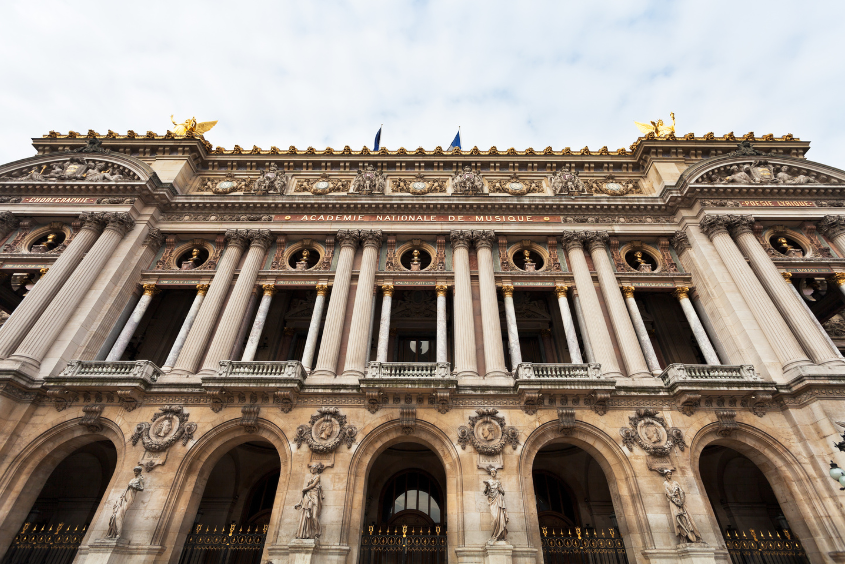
[519,419,653,563]
[152,417,292,564]
[688,421,845,560]
[339,418,464,564]
[0,151,159,184]
[675,153,845,191]
[0,417,127,558]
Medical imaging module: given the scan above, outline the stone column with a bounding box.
[554,285,583,364]
[0,212,105,359]
[341,231,382,379]
[501,285,522,370]
[375,284,393,363]
[450,231,478,379]
[817,215,845,257]
[561,232,618,376]
[231,289,260,361]
[366,286,378,364]
[198,230,272,375]
[673,287,721,365]
[729,215,842,367]
[620,286,661,373]
[162,284,209,370]
[9,213,135,370]
[301,284,328,372]
[474,230,509,379]
[312,232,361,379]
[690,292,728,364]
[436,284,448,363]
[571,289,595,363]
[241,285,276,362]
[171,230,249,375]
[105,284,159,361]
[699,215,810,371]
[585,232,650,378]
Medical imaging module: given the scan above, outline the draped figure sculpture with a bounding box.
[106,466,144,539]
[483,466,509,543]
[294,462,325,539]
[661,469,702,543]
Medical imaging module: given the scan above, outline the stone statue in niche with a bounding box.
[294,462,325,539]
[660,469,703,544]
[106,466,144,539]
[483,466,509,543]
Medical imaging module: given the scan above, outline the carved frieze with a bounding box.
[253,164,288,194]
[488,173,543,196]
[619,409,685,456]
[350,165,386,195]
[294,407,358,453]
[587,174,641,196]
[457,409,520,455]
[197,172,254,194]
[451,166,484,195]
[394,173,446,195]
[550,166,588,195]
[696,157,831,185]
[130,405,197,471]
[1,155,139,183]
[296,173,350,195]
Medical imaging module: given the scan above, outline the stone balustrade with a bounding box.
[202,360,307,391]
[49,360,162,387]
[362,361,455,389]
[658,363,758,387]
[516,362,603,380]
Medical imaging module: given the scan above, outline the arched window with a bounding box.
[379,469,444,527]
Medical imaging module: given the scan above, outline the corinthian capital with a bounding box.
[224,229,249,249]
[104,212,135,235]
[583,230,610,252]
[560,231,586,252]
[360,230,383,249]
[336,229,361,249]
[818,215,845,239]
[669,231,691,253]
[247,229,273,250]
[79,211,108,233]
[450,230,473,250]
[698,215,732,240]
[727,215,755,237]
[471,230,496,250]
[143,227,165,249]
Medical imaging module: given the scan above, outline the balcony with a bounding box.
[362,361,456,389]
[659,363,758,386]
[47,360,162,389]
[515,362,613,392]
[202,360,307,390]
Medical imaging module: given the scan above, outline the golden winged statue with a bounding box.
[170,115,218,137]
[634,112,675,138]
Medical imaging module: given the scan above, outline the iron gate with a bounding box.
[358,525,447,564]
[177,523,268,564]
[1,523,88,564]
[724,529,810,564]
[540,527,629,564]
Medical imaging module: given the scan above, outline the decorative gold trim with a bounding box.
[672,286,690,300]
[501,284,514,298]
[196,284,210,295]
[781,272,793,283]
[315,284,329,296]
[555,285,568,298]
[262,284,276,296]
[621,286,635,299]
[435,284,448,297]
[382,284,394,297]
[142,283,159,296]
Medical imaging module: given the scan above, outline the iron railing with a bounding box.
[358,525,447,564]
[177,523,268,564]
[1,522,88,564]
[724,529,810,564]
[540,526,629,564]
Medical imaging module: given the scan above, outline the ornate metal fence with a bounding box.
[724,529,810,564]
[358,525,447,564]
[1,523,88,564]
[177,523,268,564]
[540,527,629,564]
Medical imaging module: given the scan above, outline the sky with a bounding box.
[1,1,843,167]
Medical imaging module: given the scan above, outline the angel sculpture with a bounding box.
[635,112,676,138]
[170,115,218,137]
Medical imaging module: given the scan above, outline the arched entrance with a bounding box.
[532,443,629,564]
[177,440,281,564]
[358,443,447,563]
[699,445,810,563]
[1,440,117,564]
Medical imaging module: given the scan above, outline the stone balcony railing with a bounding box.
[514,362,612,393]
[48,360,163,388]
[658,363,759,387]
[202,360,307,390]
[362,361,456,388]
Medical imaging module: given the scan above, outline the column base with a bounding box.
[288,539,317,564]
[76,538,164,564]
[783,361,836,380]
[484,371,515,386]
[485,541,514,564]
[308,370,363,386]
[642,543,729,564]
[457,371,483,387]
[1,355,41,379]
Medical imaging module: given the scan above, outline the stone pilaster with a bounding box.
[561,232,619,376]
[301,284,328,372]
[105,284,159,361]
[242,285,276,362]
[554,285,583,364]
[501,285,522,370]
[817,215,845,257]
[171,230,249,375]
[673,287,721,365]
[342,230,382,379]
[376,284,393,363]
[312,230,360,378]
[585,231,650,378]
[474,230,509,379]
[450,230,478,379]
[0,212,106,359]
[436,284,448,364]
[620,286,661,373]
[199,230,272,375]
[162,284,209,370]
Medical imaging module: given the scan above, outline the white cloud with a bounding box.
[0,0,843,167]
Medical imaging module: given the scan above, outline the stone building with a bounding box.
[0,128,843,564]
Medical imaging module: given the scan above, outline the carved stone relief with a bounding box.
[550,166,588,195]
[587,174,641,196]
[294,407,358,453]
[619,409,685,456]
[350,165,386,195]
[296,173,350,195]
[488,173,543,196]
[457,409,520,455]
[0,155,139,183]
[393,173,446,195]
[451,166,484,195]
[130,405,197,471]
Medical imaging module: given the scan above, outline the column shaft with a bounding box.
[451,232,478,378]
[376,285,393,363]
[366,286,378,364]
[0,214,104,358]
[502,285,521,370]
[621,287,661,373]
[342,232,382,378]
[241,285,276,362]
[105,284,158,361]
[690,292,729,364]
[436,285,448,364]
[555,286,582,364]
[162,285,208,370]
[301,285,328,372]
[674,287,721,365]
[231,290,260,361]
[572,291,595,363]
[475,232,508,377]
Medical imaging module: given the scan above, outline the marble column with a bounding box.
[342,231,382,379]
[301,284,328,372]
[586,232,650,378]
[554,285,583,364]
[817,215,845,257]
[376,284,393,363]
[561,232,619,376]
[199,230,272,375]
[241,285,276,362]
[162,284,209,371]
[729,215,842,367]
[673,286,721,365]
[699,215,810,371]
[366,286,378,364]
[501,285,522,371]
[450,231,478,379]
[571,290,595,363]
[0,212,106,359]
[105,284,159,361]
[9,213,135,370]
[436,284,448,363]
[690,292,728,364]
[171,230,250,375]
[231,289,260,361]
[474,230,508,379]
[620,286,661,373]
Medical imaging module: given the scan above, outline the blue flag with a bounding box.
[373,126,382,151]
[447,129,461,151]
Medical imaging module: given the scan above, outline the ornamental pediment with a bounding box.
[0,155,141,184]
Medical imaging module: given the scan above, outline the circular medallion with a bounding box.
[507,181,525,194]
[312,417,339,443]
[314,180,329,190]
[152,416,177,440]
[412,181,427,191]
[474,419,502,444]
[637,420,666,446]
[216,180,235,191]
[605,182,623,192]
